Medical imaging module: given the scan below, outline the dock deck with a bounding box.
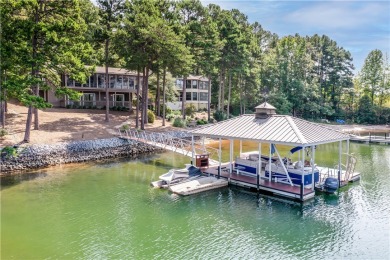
[349,135,390,144]
[203,164,315,201]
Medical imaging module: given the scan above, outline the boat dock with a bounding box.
[203,164,315,201]
[349,134,390,145]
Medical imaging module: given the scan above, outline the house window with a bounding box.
[81,93,96,107]
[66,75,74,87]
[178,92,183,101]
[129,76,135,89]
[199,81,208,90]
[89,75,95,88]
[97,74,105,88]
[109,76,115,88]
[176,79,183,89]
[199,93,208,101]
[192,80,197,89]
[192,92,198,100]
[74,80,82,87]
[116,76,123,89]
[186,80,191,89]
[122,76,128,89]
[186,92,192,101]
[113,94,125,107]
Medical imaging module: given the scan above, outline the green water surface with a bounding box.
[1,142,390,259]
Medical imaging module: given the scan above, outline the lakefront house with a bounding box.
[42,66,210,112]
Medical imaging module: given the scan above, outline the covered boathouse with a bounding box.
[190,102,351,201]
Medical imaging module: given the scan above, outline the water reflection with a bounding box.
[0,171,48,189]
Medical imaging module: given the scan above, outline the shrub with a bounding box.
[147,109,155,123]
[1,146,17,158]
[166,113,175,122]
[121,124,130,131]
[159,104,172,116]
[185,104,196,117]
[213,110,228,122]
[0,128,8,137]
[173,117,186,128]
[196,119,206,125]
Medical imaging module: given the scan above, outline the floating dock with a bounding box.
[349,134,390,145]
[203,163,315,201]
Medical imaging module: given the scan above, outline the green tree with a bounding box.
[96,0,125,122]
[116,0,191,129]
[1,0,94,142]
[309,35,354,118]
[356,95,376,124]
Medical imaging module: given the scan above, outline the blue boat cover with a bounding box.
[289,146,303,154]
[188,166,202,176]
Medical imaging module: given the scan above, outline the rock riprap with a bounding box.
[0,138,162,173]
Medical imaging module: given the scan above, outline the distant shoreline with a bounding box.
[326,124,390,134]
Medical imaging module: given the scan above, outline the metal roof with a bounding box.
[255,102,276,109]
[190,114,350,146]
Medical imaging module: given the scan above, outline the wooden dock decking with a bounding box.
[349,135,390,144]
[203,164,315,201]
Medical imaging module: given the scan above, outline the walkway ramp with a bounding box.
[118,129,219,165]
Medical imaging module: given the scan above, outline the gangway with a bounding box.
[118,129,219,166]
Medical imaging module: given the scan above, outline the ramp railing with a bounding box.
[118,129,219,163]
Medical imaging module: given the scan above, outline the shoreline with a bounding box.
[328,124,390,134]
[0,137,163,175]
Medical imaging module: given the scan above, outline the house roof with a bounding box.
[92,67,209,80]
[190,114,350,146]
[255,102,276,109]
[94,66,138,76]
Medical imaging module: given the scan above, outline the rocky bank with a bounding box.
[0,138,163,174]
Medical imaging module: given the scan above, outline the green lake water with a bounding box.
[1,142,390,259]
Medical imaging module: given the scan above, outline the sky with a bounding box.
[201,0,390,74]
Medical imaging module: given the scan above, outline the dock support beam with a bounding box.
[257,143,261,190]
[338,141,342,187]
[229,139,233,173]
[268,143,272,182]
[302,147,305,191]
[191,135,195,165]
[218,138,221,179]
[311,145,315,190]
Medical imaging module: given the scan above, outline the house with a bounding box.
[42,66,143,109]
[167,75,210,111]
[42,67,210,112]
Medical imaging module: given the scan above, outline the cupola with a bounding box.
[255,102,276,119]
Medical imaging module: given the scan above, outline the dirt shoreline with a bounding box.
[1,102,177,147]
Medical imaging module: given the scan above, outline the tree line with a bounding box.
[1,0,389,142]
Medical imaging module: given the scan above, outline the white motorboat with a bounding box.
[169,176,228,196]
[151,164,201,188]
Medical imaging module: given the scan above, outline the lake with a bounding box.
[1,142,390,259]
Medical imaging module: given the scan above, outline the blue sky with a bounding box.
[201,0,390,74]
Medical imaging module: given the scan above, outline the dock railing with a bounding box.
[118,129,219,164]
